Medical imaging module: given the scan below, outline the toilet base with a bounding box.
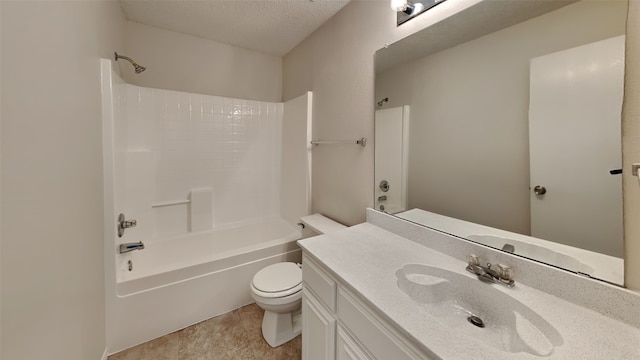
[261,309,302,347]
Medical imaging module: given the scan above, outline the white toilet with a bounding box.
[250,214,346,347]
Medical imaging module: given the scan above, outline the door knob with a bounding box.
[533,185,547,195]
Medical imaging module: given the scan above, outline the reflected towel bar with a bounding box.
[151,200,191,208]
[311,138,366,147]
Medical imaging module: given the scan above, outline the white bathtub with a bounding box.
[107,217,302,354]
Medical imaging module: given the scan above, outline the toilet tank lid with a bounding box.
[252,262,302,293]
[300,214,347,234]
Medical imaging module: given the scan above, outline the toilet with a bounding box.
[250,214,346,347]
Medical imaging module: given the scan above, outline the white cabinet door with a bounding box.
[336,327,374,360]
[302,289,336,360]
[337,288,431,360]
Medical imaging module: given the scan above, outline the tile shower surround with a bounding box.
[116,84,284,238]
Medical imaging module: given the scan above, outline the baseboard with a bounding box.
[101,348,108,360]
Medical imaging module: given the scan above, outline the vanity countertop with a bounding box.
[297,222,640,360]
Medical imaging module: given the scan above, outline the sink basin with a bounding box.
[396,264,563,356]
[466,234,594,275]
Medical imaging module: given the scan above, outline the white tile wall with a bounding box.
[116,85,284,240]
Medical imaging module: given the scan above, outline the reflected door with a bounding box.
[528,36,624,257]
[375,106,409,213]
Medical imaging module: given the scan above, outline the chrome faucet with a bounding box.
[119,241,145,254]
[466,254,515,288]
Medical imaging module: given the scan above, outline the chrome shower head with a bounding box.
[134,64,146,74]
[114,52,146,74]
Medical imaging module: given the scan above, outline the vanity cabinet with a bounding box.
[336,327,373,360]
[302,256,336,360]
[302,290,336,360]
[302,254,433,360]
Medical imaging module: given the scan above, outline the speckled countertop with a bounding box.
[298,222,640,360]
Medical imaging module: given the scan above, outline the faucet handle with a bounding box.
[467,254,480,267]
[117,213,137,238]
[497,264,513,281]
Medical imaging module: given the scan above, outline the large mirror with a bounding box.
[374,0,628,286]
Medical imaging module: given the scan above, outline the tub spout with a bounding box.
[119,241,145,254]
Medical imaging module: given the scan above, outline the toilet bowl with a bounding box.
[250,214,346,347]
[251,262,303,347]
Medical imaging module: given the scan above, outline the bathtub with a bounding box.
[107,217,302,354]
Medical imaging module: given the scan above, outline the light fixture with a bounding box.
[391,0,446,26]
[390,0,411,13]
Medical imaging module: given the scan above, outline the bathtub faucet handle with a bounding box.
[123,219,137,228]
[117,213,137,238]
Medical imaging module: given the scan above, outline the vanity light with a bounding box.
[392,0,446,26]
[390,0,412,12]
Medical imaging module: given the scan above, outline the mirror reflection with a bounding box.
[374,0,627,285]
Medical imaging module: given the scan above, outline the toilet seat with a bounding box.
[251,262,302,298]
[252,283,302,299]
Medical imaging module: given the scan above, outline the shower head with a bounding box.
[114,52,146,74]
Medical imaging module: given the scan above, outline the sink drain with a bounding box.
[467,315,485,328]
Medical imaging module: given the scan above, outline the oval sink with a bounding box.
[396,264,563,357]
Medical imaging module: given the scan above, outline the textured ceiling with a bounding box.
[119,0,352,56]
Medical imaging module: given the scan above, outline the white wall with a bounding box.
[375,0,626,235]
[0,0,3,351]
[283,0,483,226]
[123,21,283,102]
[623,0,640,290]
[0,1,3,352]
[0,1,124,359]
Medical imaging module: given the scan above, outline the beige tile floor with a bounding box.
[108,303,301,360]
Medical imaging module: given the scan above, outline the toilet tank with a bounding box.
[299,214,347,238]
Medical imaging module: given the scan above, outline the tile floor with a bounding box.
[108,303,301,360]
